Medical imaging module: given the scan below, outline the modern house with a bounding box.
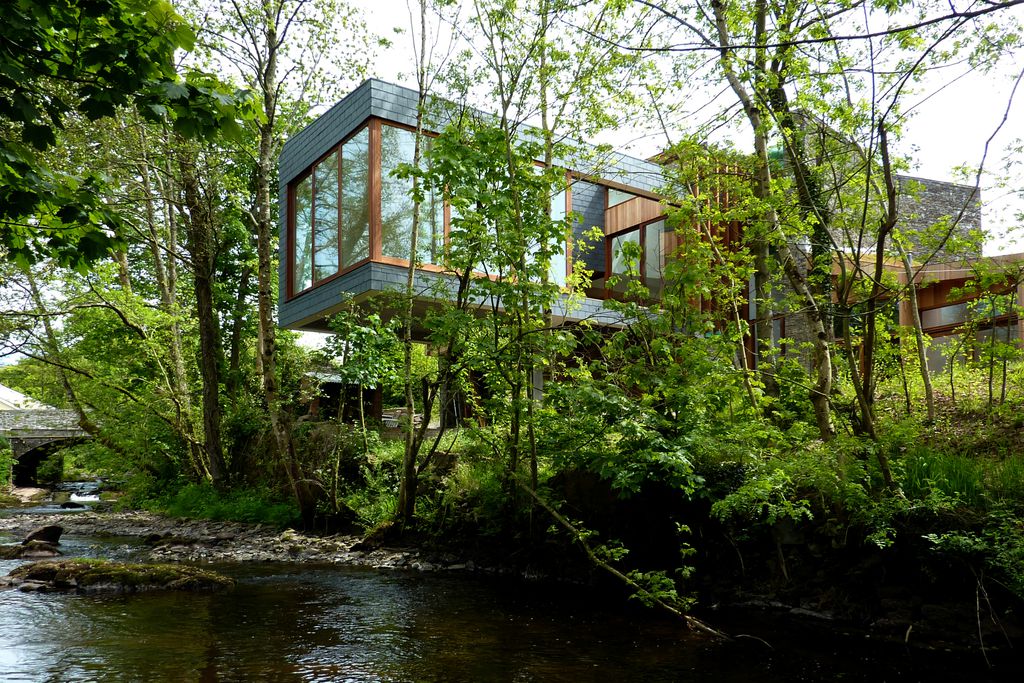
[277,79,687,337]
[278,79,1023,371]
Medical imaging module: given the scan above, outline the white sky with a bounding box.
[354,0,1024,256]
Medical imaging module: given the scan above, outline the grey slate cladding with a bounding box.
[278,265,375,329]
[571,180,607,273]
[278,79,667,192]
[280,261,626,329]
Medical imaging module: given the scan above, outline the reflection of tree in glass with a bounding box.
[381,125,443,264]
[294,175,313,292]
[342,128,370,268]
[611,230,639,275]
[314,150,340,280]
[418,185,444,264]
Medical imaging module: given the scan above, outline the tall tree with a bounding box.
[190,0,368,523]
[623,0,1023,449]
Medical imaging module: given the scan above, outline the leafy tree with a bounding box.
[0,0,251,268]
[181,0,369,522]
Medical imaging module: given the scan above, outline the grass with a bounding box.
[899,451,987,507]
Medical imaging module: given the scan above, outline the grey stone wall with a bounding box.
[896,175,982,262]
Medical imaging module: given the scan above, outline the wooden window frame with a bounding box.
[604,216,667,286]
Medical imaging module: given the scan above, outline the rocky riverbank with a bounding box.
[0,510,483,573]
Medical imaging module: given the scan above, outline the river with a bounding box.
[0,514,1018,680]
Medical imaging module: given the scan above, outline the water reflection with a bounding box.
[0,566,705,682]
[0,562,1015,682]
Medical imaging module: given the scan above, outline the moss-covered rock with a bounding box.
[2,559,234,593]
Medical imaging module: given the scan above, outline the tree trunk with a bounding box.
[179,150,227,487]
[138,128,206,479]
[896,242,935,422]
[227,264,253,404]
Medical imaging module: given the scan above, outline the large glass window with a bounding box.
[921,303,967,329]
[341,128,370,268]
[291,126,371,296]
[314,150,339,281]
[644,220,672,295]
[644,220,667,278]
[293,175,313,293]
[381,124,443,265]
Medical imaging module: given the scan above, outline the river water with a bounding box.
[0,529,1017,681]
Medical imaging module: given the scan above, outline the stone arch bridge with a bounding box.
[0,409,89,486]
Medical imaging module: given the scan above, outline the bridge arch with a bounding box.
[1,408,90,486]
[10,436,90,486]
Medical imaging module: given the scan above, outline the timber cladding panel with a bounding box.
[604,196,664,236]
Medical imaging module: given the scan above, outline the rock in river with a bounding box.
[0,559,235,593]
[24,525,63,545]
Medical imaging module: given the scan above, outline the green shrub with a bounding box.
[35,451,64,485]
[144,483,299,528]
[926,506,1024,599]
[341,438,403,529]
[711,466,813,529]
[436,455,508,534]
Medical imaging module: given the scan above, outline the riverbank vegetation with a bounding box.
[1,0,1023,642]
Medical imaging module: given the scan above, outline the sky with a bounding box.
[353,0,1024,256]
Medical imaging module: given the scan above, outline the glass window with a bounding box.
[611,229,640,276]
[608,188,635,208]
[293,175,313,293]
[419,188,445,265]
[549,186,567,287]
[342,128,370,268]
[380,125,443,265]
[643,220,667,281]
[921,303,967,328]
[314,150,339,281]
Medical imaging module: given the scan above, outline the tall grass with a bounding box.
[144,483,299,528]
[898,451,986,507]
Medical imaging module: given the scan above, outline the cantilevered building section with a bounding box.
[277,79,681,333]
